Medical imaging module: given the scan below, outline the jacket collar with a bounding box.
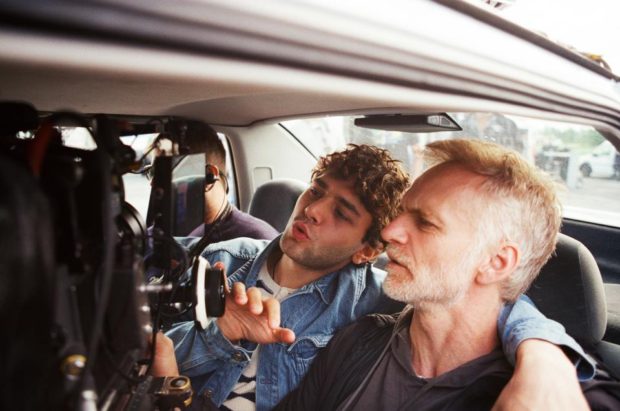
[234,235,369,306]
[393,304,415,335]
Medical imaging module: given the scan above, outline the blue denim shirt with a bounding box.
[499,294,596,380]
[168,236,595,411]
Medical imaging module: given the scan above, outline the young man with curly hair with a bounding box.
[166,144,594,411]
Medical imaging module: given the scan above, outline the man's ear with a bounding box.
[352,244,383,265]
[476,242,520,285]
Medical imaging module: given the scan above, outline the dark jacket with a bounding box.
[188,205,278,243]
[276,310,620,411]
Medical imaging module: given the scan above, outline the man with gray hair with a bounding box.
[275,139,619,410]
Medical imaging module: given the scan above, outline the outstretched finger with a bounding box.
[263,298,281,329]
[246,287,264,315]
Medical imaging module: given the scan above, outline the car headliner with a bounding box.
[0,0,618,138]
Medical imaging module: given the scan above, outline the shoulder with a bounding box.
[331,312,398,349]
[354,312,398,333]
[202,237,272,260]
[354,264,405,314]
[316,312,397,380]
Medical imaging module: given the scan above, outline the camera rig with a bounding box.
[0,103,225,410]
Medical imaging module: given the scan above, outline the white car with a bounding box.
[579,140,620,178]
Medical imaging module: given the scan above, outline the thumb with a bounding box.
[151,332,179,377]
[273,327,296,344]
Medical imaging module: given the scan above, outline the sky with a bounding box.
[498,0,620,73]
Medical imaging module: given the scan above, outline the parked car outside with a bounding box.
[579,140,620,179]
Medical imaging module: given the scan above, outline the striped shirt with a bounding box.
[220,264,296,411]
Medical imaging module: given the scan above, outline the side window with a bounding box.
[120,134,157,218]
[222,134,238,206]
[171,153,205,179]
[284,115,620,228]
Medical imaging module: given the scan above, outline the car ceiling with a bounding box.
[0,42,447,125]
[0,0,619,135]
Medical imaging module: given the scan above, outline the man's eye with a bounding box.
[335,208,351,222]
[416,216,433,229]
[309,187,320,197]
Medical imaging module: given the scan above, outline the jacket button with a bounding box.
[204,389,213,398]
[232,352,244,362]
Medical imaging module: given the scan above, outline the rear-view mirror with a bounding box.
[354,113,462,133]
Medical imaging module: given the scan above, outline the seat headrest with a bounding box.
[249,179,308,233]
[526,233,607,349]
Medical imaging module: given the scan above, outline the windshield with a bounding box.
[283,113,620,228]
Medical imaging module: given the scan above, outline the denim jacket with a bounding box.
[168,236,595,411]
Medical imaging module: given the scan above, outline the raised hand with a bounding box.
[215,264,296,345]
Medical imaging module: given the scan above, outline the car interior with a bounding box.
[1,0,619,408]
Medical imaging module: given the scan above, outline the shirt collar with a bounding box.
[297,261,370,305]
[235,236,282,288]
[239,235,370,306]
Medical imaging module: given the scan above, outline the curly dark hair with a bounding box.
[312,144,410,250]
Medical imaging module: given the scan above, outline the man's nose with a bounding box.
[381,215,407,244]
[304,197,327,224]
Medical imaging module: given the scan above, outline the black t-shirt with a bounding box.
[347,324,512,410]
[276,311,620,411]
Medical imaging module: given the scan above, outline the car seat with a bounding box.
[249,178,308,233]
[526,233,620,377]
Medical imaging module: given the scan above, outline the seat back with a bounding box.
[526,233,607,349]
[249,178,308,233]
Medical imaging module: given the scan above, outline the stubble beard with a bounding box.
[279,230,356,272]
[383,246,478,310]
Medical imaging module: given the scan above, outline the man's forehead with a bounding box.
[315,173,355,191]
[402,164,486,208]
[314,175,367,209]
[413,163,483,188]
